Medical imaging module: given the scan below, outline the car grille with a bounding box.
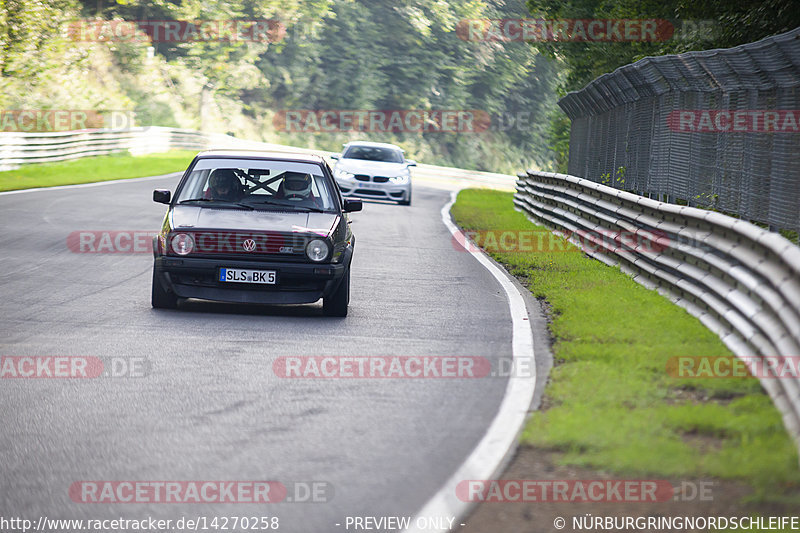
[181,231,306,259]
[354,174,371,182]
[373,176,390,183]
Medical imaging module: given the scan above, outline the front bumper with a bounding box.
[154,255,350,305]
[336,179,410,202]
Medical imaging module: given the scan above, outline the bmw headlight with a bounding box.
[389,172,410,185]
[170,233,195,255]
[334,168,355,180]
[306,239,330,262]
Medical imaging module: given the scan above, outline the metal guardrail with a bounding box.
[515,169,800,452]
[0,127,210,169]
[0,126,518,190]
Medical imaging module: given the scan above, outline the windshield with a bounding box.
[342,145,404,163]
[175,158,337,212]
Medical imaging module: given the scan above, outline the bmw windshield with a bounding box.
[342,146,404,163]
[175,158,338,213]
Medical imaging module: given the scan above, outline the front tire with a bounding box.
[398,191,411,206]
[151,267,178,309]
[323,268,350,317]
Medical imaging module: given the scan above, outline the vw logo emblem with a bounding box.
[242,238,257,252]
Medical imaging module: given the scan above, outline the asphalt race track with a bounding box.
[0,176,518,532]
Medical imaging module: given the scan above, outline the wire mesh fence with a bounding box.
[558,27,800,234]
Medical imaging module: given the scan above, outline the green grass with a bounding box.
[0,150,197,192]
[452,189,800,505]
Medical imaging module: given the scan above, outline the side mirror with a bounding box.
[330,154,340,160]
[343,198,362,213]
[406,160,417,167]
[153,189,171,204]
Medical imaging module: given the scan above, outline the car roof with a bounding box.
[342,141,404,152]
[196,149,326,163]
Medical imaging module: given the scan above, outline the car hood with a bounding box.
[336,158,408,176]
[170,206,338,237]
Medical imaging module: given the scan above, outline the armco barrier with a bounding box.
[515,169,800,452]
[0,128,209,169]
[0,127,518,191]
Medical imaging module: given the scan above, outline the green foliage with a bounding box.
[0,0,78,78]
[3,0,563,172]
[694,191,719,210]
[254,0,560,171]
[525,0,800,93]
[0,0,82,108]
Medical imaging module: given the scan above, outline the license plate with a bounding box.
[219,268,276,284]
[361,182,382,189]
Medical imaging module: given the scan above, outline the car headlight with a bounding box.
[306,239,330,262]
[389,172,410,184]
[334,168,355,180]
[170,233,195,255]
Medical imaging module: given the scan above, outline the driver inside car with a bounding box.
[207,169,244,201]
[278,172,320,205]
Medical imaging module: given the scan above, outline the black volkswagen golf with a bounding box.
[151,150,361,316]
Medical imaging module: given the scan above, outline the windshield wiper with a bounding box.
[248,199,328,213]
[178,198,254,210]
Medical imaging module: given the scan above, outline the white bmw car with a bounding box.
[331,141,415,205]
